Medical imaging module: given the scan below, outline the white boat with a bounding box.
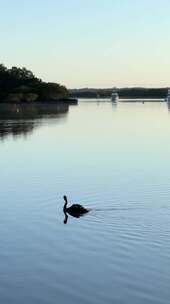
[111,88,119,102]
[165,88,170,102]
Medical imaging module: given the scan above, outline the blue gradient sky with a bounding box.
[1,0,170,88]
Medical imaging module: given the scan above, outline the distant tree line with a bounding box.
[69,87,168,99]
[0,64,68,103]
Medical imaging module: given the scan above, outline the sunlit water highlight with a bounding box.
[0,100,170,304]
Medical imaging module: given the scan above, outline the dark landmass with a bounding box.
[0,63,167,102]
[0,64,77,104]
[69,87,168,99]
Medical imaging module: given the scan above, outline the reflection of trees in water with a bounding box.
[0,102,69,140]
[0,120,36,139]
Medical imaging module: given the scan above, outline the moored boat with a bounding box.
[165,88,170,102]
[111,88,119,102]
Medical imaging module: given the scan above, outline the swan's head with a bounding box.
[63,195,67,202]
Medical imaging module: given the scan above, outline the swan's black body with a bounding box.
[63,195,89,217]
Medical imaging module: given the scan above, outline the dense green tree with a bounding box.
[35,82,68,100]
[0,64,68,102]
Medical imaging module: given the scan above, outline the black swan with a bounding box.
[63,195,89,217]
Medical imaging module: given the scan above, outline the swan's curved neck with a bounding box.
[63,196,68,212]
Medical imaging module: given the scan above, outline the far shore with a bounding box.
[78,97,165,102]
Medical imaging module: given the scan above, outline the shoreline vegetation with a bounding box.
[0,64,168,103]
[0,64,77,104]
[69,87,168,99]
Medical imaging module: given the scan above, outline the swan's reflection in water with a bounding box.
[63,210,87,224]
[0,102,69,140]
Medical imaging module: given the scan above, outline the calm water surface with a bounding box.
[0,100,170,304]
